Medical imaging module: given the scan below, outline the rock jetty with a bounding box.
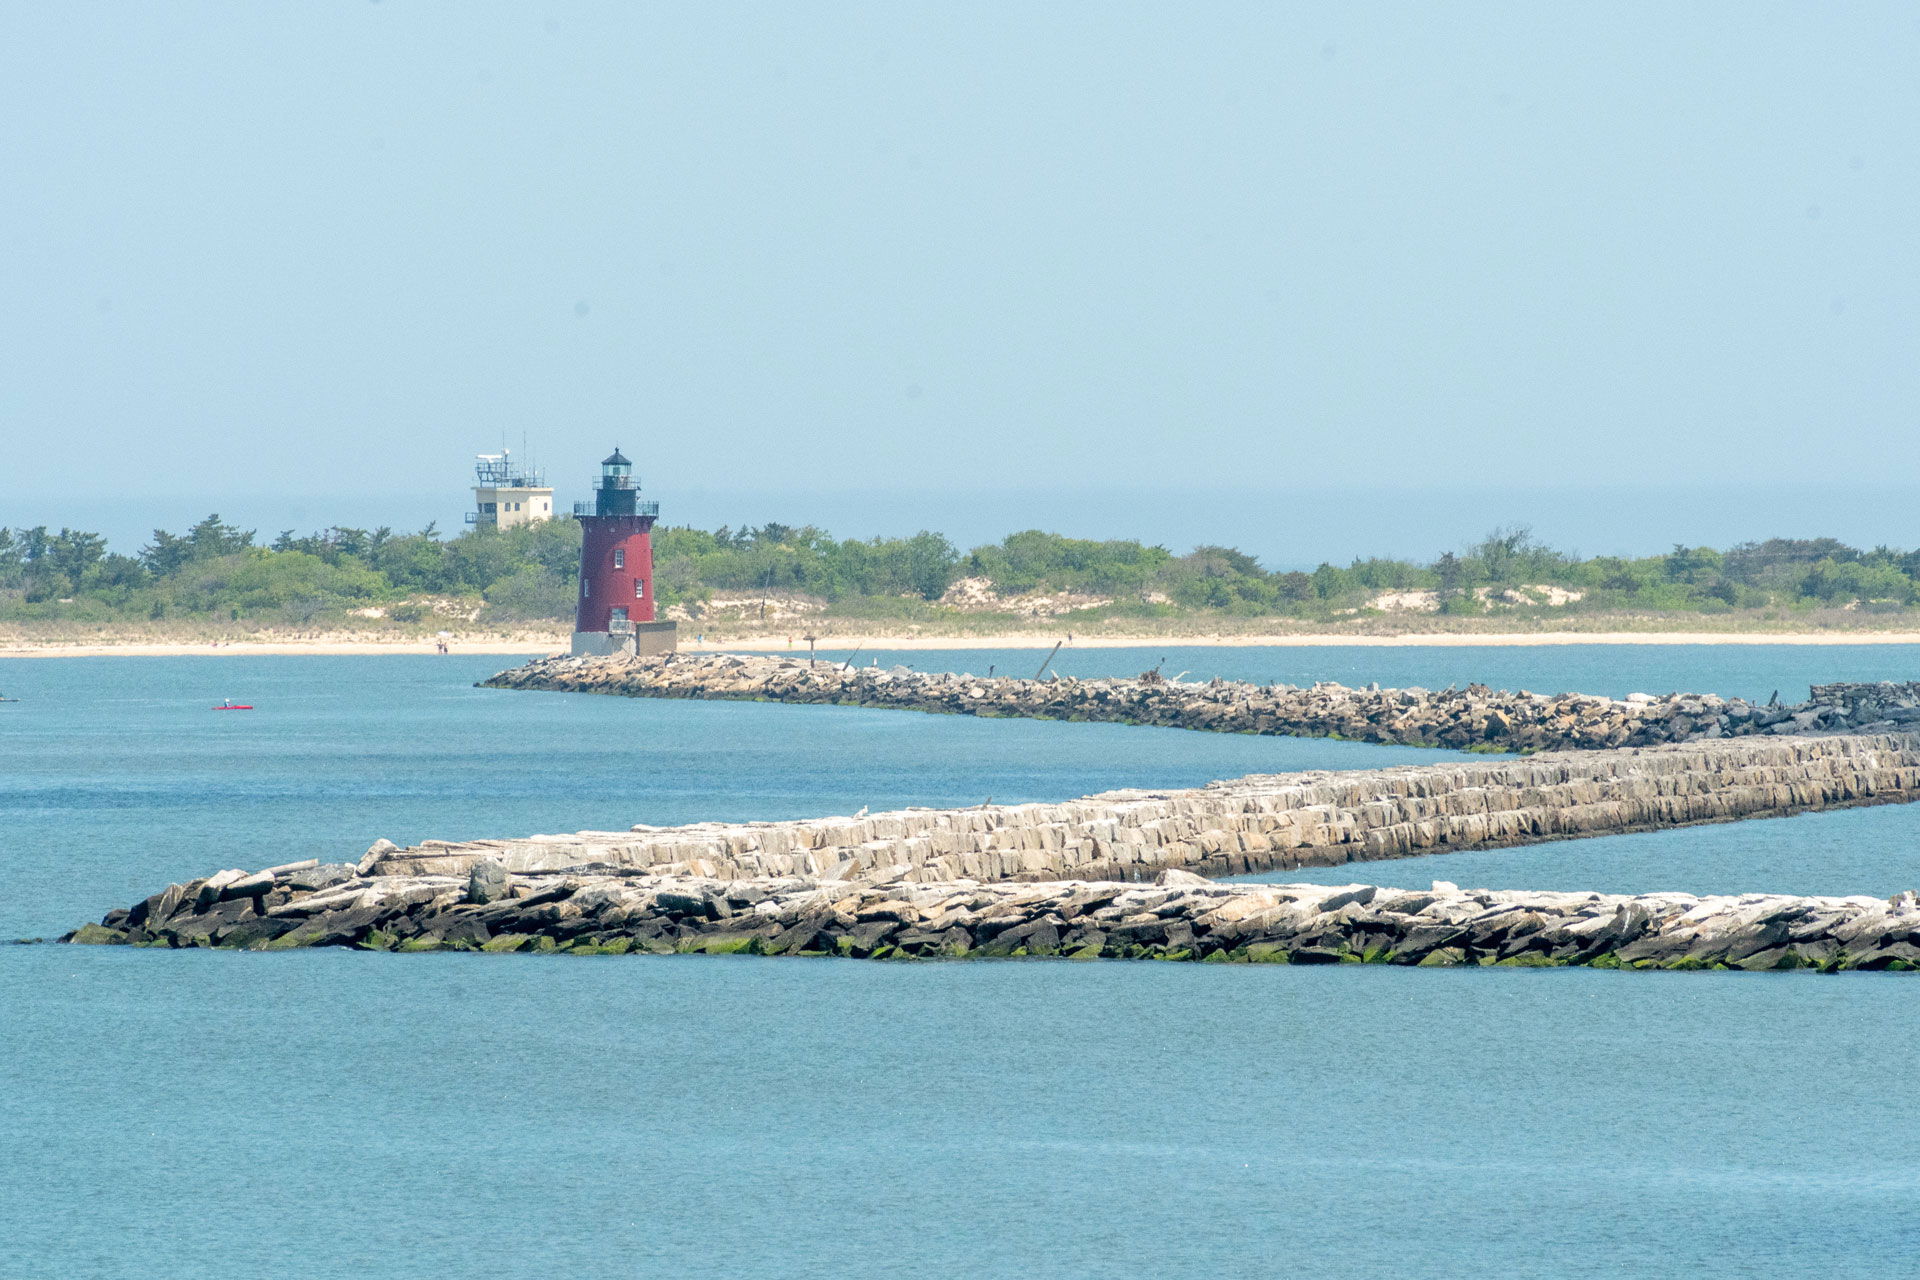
[480,654,1920,752]
[66,862,1920,972]
[65,659,1920,973]
[357,732,1920,885]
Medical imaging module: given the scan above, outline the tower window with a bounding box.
[613,548,625,569]
[635,580,645,599]
[582,579,590,598]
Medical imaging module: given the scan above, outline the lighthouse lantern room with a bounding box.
[571,448,678,657]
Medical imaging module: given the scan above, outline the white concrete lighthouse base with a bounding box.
[571,622,678,658]
[569,631,621,657]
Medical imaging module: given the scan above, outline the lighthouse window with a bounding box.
[635,580,645,599]
[613,548,625,569]
[581,579,590,598]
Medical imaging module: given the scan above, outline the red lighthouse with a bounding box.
[571,448,678,656]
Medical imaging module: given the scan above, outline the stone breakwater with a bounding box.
[353,733,1920,886]
[64,863,1920,972]
[63,661,1920,972]
[479,654,1920,751]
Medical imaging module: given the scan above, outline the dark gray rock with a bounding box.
[285,863,356,893]
[128,883,188,928]
[293,905,388,948]
[652,889,713,917]
[220,916,298,949]
[466,859,510,905]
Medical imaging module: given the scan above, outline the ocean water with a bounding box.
[5,647,1920,1279]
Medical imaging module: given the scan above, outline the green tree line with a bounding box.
[3,515,1918,626]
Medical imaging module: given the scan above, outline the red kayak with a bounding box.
[212,704,254,711]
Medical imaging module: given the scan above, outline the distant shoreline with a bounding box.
[10,630,1920,658]
[726,631,1920,651]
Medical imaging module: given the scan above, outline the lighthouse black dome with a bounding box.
[602,448,631,467]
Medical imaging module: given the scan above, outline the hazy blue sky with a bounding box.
[3,3,1915,565]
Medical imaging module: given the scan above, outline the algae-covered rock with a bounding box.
[67,923,128,946]
[678,933,764,955]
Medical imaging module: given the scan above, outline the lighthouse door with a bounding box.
[609,607,629,624]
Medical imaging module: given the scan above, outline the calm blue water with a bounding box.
[5,647,1920,1279]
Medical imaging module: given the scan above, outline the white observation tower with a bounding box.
[467,450,554,529]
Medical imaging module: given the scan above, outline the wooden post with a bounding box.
[1034,640,1063,680]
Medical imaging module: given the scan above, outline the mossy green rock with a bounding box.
[681,933,762,955]
[68,924,128,946]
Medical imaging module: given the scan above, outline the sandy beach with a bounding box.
[10,630,1920,658]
